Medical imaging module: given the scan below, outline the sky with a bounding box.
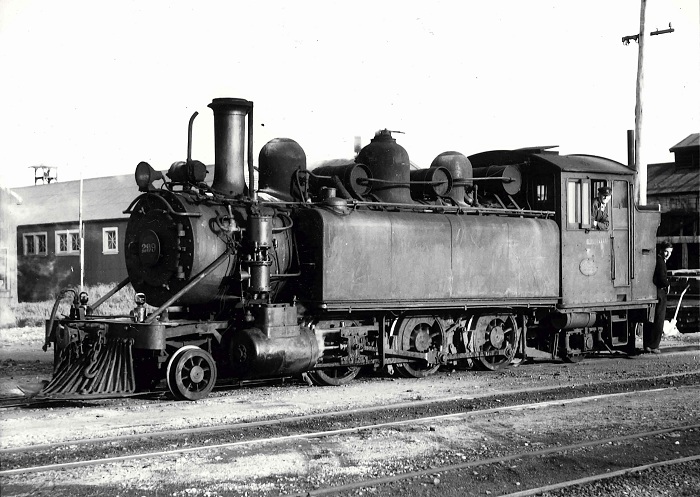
[0,0,698,189]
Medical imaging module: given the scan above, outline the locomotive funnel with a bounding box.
[208,98,253,196]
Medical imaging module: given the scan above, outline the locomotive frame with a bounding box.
[39,97,660,400]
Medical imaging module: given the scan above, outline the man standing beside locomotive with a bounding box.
[592,186,611,230]
[644,241,674,354]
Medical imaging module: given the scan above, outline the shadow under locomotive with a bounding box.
[38,97,661,400]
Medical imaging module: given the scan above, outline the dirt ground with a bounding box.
[1,325,698,449]
[1,326,699,497]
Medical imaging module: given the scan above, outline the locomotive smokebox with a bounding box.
[356,129,413,204]
[208,98,252,196]
[258,138,307,201]
[431,151,473,206]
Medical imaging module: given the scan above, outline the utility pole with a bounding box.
[622,0,674,206]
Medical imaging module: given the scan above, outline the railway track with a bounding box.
[294,426,700,496]
[2,369,700,454]
[2,375,700,497]
[0,387,679,475]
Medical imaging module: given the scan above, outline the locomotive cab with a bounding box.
[471,148,660,360]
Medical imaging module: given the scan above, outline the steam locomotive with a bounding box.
[41,97,660,400]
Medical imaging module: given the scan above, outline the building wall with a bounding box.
[654,194,700,214]
[17,219,128,302]
[84,220,128,285]
[0,188,19,324]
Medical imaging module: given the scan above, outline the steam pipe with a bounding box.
[90,277,131,312]
[187,111,198,162]
[144,250,231,324]
[627,129,635,169]
[248,104,256,201]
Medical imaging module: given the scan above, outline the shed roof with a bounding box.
[648,133,700,195]
[670,133,699,152]
[9,165,220,228]
[647,161,700,195]
[10,174,138,227]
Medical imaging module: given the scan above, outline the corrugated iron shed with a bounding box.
[670,133,699,152]
[648,162,700,195]
[10,174,138,226]
[8,165,219,227]
[648,133,700,196]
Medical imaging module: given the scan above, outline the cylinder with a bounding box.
[430,151,473,206]
[472,164,522,196]
[311,161,372,199]
[208,98,252,196]
[409,167,452,201]
[228,327,320,378]
[355,129,412,204]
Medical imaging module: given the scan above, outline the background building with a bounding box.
[647,133,700,270]
[10,175,135,301]
[0,187,20,322]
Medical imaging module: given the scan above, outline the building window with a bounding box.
[566,179,591,229]
[23,232,48,256]
[56,229,81,255]
[103,227,119,254]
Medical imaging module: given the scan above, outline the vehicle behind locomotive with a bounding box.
[40,97,661,400]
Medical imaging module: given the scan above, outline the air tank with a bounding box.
[473,164,522,196]
[409,167,452,201]
[310,160,372,200]
[355,129,412,204]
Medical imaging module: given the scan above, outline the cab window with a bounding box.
[566,179,591,229]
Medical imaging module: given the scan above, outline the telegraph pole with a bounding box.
[622,0,674,205]
[635,0,647,206]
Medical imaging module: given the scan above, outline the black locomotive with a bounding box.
[41,97,661,400]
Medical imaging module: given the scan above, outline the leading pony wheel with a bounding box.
[166,345,218,400]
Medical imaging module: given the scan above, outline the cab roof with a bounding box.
[469,149,634,176]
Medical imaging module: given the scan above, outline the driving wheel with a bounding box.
[394,317,443,378]
[474,315,518,371]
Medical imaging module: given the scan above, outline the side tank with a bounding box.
[293,208,560,308]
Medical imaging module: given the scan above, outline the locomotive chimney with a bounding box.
[208,98,253,196]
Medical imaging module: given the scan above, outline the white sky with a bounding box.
[0,0,698,188]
